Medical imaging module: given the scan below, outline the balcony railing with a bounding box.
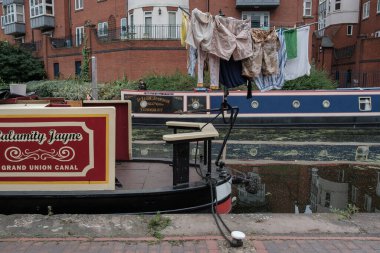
[95,25,181,42]
[19,41,42,52]
[50,37,74,48]
[335,71,380,88]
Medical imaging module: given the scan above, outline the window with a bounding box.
[304,0,312,16]
[75,0,83,10]
[97,21,108,37]
[347,25,353,35]
[242,11,270,30]
[362,1,370,19]
[364,194,372,212]
[375,30,380,37]
[168,11,176,38]
[378,0,380,13]
[75,26,84,46]
[318,0,327,29]
[351,186,358,203]
[335,0,341,11]
[324,192,331,208]
[144,11,152,38]
[120,17,127,39]
[53,63,59,79]
[2,4,25,25]
[30,0,54,18]
[75,61,81,76]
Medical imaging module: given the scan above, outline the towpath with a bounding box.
[0,213,379,252]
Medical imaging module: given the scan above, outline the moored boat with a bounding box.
[0,101,233,214]
[122,88,380,127]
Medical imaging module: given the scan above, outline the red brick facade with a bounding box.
[314,0,380,88]
[0,0,319,83]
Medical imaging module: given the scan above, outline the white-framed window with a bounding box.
[364,194,372,212]
[318,0,327,30]
[375,30,380,37]
[304,0,312,16]
[377,0,380,13]
[242,11,270,30]
[120,17,127,39]
[347,25,353,35]
[75,26,84,46]
[351,186,358,203]
[144,11,152,37]
[168,11,177,38]
[335,0,341,11]
[362,1,370,19]
[1,16,5,28]
[97,21,108,37]
[75,0,83,11]
[30,0,54,18]
[1,4,25,25]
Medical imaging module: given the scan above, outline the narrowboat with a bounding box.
[122,88,380,127]
[0,100,233,214]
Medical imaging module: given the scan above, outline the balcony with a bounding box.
[3,22,25,36]
[95,25,181,42]
[3,0,24,4]
[236,0,280,9]
[30,15,55,30]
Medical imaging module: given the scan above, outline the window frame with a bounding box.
[377,0,380,13]
[242,11,270,29]
[75,0,83,11]
[2,4,25,25]
[303,0,312,16]
[144,11,152,37]
[120,17,127,39]
[97,21,108,37]
[347,25,353,36]
[75,26,84,47]
[362,1,370,19]
[335,0,341,11]
[30,0,54,18]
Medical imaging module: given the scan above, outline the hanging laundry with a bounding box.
[219,57,248,89]
[180,13,189,47]
[208,16,253,61]
[187,45,197,77]
[283,29,297,59]
[197,50,220,89]
[242,29,280,79]
[185,8,214,51]
[254,29,287,91]
[284,26,311,81]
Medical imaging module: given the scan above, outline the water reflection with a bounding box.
[132,126,380,213]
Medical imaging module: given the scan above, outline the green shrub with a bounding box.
[26,80,91,100]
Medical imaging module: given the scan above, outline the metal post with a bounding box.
[91,56,98,100]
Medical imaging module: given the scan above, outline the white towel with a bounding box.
[284,26,311,81]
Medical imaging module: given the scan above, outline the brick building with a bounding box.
[314,0,380,88]
[0,0,318,83]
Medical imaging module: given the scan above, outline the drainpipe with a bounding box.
[68,0,72,40]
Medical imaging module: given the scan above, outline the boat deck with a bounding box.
[115,161,203,190]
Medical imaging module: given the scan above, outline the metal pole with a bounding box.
[91,56,98,100]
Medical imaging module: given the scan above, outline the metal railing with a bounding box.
[19,41,42,52]
[335,71,380,88]
[50,37,74,48]
[95,25,181,42]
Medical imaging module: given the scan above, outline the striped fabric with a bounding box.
[253,29,287,92]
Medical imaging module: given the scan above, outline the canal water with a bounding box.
[132,126,380,214]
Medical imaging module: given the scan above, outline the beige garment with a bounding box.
[209,16,253,61]
[242,28,280,79]
[185,8,214,51]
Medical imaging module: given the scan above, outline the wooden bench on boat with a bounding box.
[163,121,219,188]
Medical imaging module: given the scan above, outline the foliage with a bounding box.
[282,65,338,90]
[80,36,91,82]
[0,41,45,83]
[26,80,91,100]
[147,212,171,240]
[330,204,359,220]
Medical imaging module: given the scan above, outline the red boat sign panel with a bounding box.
[0,106,115,191]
